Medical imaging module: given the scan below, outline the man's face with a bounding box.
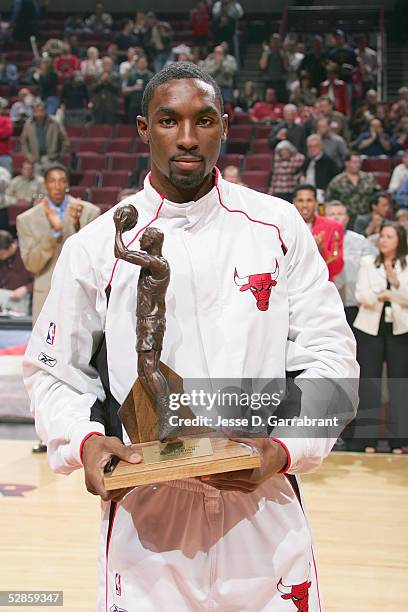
[400,116,408,133]
[307,138,321,158]
[137,78,227,192]
[317,118,329,135]
[270,36,280,51]
[371,119,382,133]
[21,161,33,178]
[45,169,68,204]
[102,57,113,73]
[326,205,348,228]
[293,189,317,223]
[346,155,361,174]
[283,107,295,123]
[265,88,276,104]
[0,243,14,261]
[366,90,378,106]
[373,196,389,218]
[137,57,147,72]
[318,99,331,116]
[33,105,46,122]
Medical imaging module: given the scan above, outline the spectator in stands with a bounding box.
[325,152,381,226]
[21,101,69,172]
[269,140,304,202]
[268,103,305,152]
[10,0,39,42]
[0,99,13,176]
[10,87,34,125]
[396,208,408,234]
[0,230,33,310]
[305,96,349,140]
[212,0,243,56]
[85,2,113,33]
[201,45,237,105]
[233,80,258,112]
[298,35,327,89]
[351,88,380,136]
[319,61,350,117]
[191,1,210,59]
[354,117,391,156]
[132,12,147,48]
[123,55,153,124]
[6,159,44,206]
[0,165,11,230]
[119,47,138,80]
[81,47,103,80]
[144,13,174,73]
[36,59,59,117]
[394,174,408,210]
[89,57,121,125]
[114,19,138,61]
[355,34,377,91]
[328,29,356,69]
[54,42,80,82]
[259,34,288,103]
[16,163,100,324]
[249,88,284,124]
[61,72,90,125]
[352,222,408,454]
[301,134,339,195]
[391,115,408,153]
[315,116,347,169]
[64,15,87,36]
[283,36,304,91]
[325,200,377,327]
[289,71,317,107]
[389,150,408,194]
[354,192,390,239]
[293,183,344,281]
[0,53,18,93]
[106,44,120,73]
[223,165,244,185]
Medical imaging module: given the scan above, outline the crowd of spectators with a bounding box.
[0,3,406,454]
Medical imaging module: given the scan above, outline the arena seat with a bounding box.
[361,157,392,173]
[69,186,90,200]
[372,171,391,190]
[241,171,270,191]
[106,139,134,154]
[244,154,273,171]
[251,139,271,154]
[108,154,138,172]
[217,154,243,171]
[254,126,273,139]
[116,125,137,138]
[87,125,114,138]
[90,187,120,206]
[76,171,100,187]
[100,171,131,188]
[72,138,106,154]
[77,153,106,171]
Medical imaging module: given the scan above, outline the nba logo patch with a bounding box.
[115,573,121,597]
[46,322,56,346]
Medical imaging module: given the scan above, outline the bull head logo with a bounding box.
[277,575,312,611]
[234,259,279,311]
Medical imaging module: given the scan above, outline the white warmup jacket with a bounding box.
[23,170,359,612]
[354,254,408,335]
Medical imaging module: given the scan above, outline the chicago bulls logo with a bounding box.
[277,576,312,611]
[234,259,279,311]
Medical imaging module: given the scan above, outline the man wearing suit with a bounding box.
[301,134,339,195]
[17,163,100,452]
[354,192,390,239]
[293,183,344,281]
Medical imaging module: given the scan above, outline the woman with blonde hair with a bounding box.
[80,47,102,79]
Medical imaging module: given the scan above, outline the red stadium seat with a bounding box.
[361,157,391,173]
[100,171,131,188]
[254,126,272,139]
[372,171,391,190]
[77,153,106,171]
[116,125,137,138]
[217,154,243,171]
[135,140,149,153]
[244,154,273,171]
[87,125,114,138]
[241,171,270,192]
[8,201,31,226]
[108,154,138,172]
[234,113,251,124]
[228,125,253,140]
[69,186,90,200]
[251,139,271,154]
[106,139,134,154]
[76,139,106,154]
[65,125,85,138]
[77,171,100,187]
[11,153,26,172]
[90,187,120,206]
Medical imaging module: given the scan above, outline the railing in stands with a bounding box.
[378,6,387,101]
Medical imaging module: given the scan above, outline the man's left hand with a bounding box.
[200,437,287,493]
[68,199,84,229]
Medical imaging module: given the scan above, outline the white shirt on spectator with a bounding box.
[388,162,408,193]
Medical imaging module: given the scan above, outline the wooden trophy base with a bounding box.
[103,362,260,490]
[104,435,260,490]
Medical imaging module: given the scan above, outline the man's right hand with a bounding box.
[43,199,62,232]
[82,435,142,502]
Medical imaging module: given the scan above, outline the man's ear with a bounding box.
[221,113,229,143]
[137,115,149,144]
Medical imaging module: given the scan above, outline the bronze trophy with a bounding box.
[104,204,260,490]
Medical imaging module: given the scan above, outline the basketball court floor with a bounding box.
[0,438,406,612]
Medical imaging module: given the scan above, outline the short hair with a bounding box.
[141,62,224,118]
[325,200,347,213]
[0,229,13,250]
[369,191,388,210]
[43,163,69,181]
[345,151,360,162]
[143,226,164,247]
[293,183,317,199]
[307,134,321,144]
[317,95,333,106]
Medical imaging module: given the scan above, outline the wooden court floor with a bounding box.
[0,440,406,612]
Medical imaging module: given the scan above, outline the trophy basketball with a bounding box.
[103,204,260,491]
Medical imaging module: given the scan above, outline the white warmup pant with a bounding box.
[98,475,323,612]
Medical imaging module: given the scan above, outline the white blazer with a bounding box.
[354,254,408,335]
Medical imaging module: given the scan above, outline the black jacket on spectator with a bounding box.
[301,153,339,190]
[61,82,89,110]
[298,52,328,89]
[353,212,373,236]
[39,71,58,98]
[268,122,306,155]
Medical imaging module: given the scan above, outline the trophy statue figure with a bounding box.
[113,204,176,441]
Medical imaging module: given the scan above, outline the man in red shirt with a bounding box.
[293,183,344,280]
[249,88,284,124]
[191,0,209,57]
[54,42,80,82]
[0,99,13,175]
